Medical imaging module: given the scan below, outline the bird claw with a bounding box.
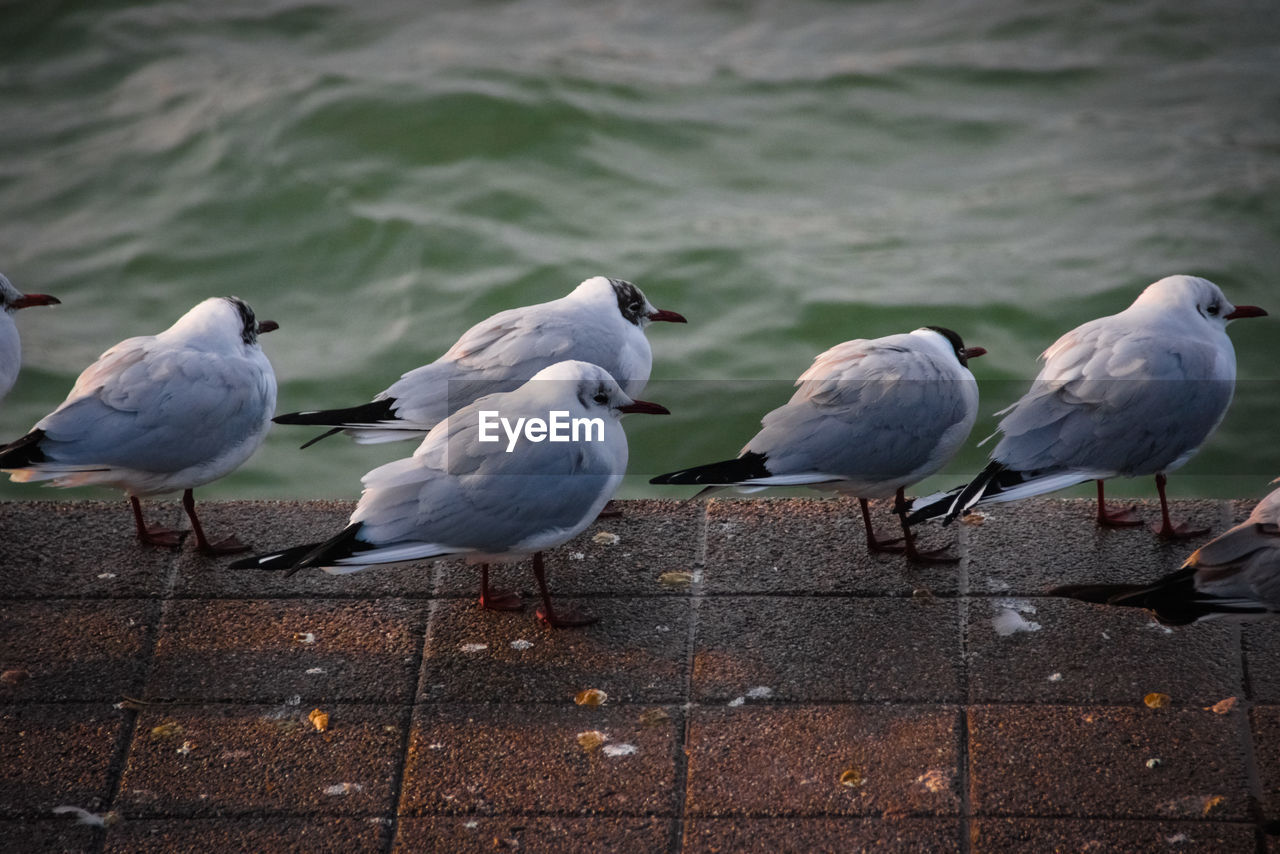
[867,534,906,554]
[139,527,185,548]
[595,501,624,519]
[1097,506,1144,528]
[479,590,525,612]
[536,605,598,628]
[906,544,960,565]
[199,535,252,556]
[1151,520,1210,540]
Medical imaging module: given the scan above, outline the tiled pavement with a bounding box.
[1,496,1277,852]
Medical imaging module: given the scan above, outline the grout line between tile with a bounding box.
[382,566,442,854]
[958,520,973,854]
[93,542,182,854]
[668,499,709,854]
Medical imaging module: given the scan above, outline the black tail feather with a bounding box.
[0,430,48,469]
[1050,568,1242,626]
[274,399,399,427]
[299,428,343,450]
[650,452,771,486]
[902,484,966,525]
[228,522,372,576]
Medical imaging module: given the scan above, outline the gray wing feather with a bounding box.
[745,338,976,480]
[36,340,273,472]
[994,326,1232,474]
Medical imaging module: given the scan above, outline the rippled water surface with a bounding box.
[2,0,1278,504]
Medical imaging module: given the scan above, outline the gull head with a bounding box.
[526,360,670,418]
[1134,275,1266,327]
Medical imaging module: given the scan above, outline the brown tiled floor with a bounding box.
[0,497,1275,852]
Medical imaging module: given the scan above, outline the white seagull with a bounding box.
[1052,482,1280,624]
[650,326,985,562]
[1,273,60,404]
[232,360,669,627]
[0,297,279,554]
[907,275,1266,537]
[273,276,685,447]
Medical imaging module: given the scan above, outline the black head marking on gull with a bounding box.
[924,325,970,366]
[609,279,647,327]
[223,297,258,345]
[577,379,614,410]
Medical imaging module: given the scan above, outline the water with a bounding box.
[2,0,1278,507]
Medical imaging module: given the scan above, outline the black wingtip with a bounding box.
[298,428,342,450]
[229,522,372,574]
[650,452,771,486]
[0,429,48,469]
[1051,569,1211,626]
[273,398,399,429]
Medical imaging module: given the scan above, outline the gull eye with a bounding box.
[593,392,609,405]
[1207,302,1220,316]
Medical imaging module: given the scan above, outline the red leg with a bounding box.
[531,552,596,628]
[182,489,250,555]
[897,488,959,564]
[1150,473,1209,539]
[478,563,524,611]
[859,498,905,553]
[130,496,184,548]
[1095,480,1143,528]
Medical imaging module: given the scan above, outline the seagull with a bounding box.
[0,297,278,554]
[0,273,60,404]
[231,360,670,627]
[273,276,685,447]
[649,326,985,562]
[1052,483,1280,624]
[907,275,1266,538]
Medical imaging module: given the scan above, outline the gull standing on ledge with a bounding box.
[273,276,685,447]
[232,360,669,628]
[0,297,278,554]
[1052,482,1280,624]
[1,273,60,405]
[906,275,1266,537]
[650,327,985,563]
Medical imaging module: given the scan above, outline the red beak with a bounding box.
[647,309,687,323]
[962,346,987,360]
[257,320,280,334]
[617,399,670,415]
[11,293,60,310]
[1225,305,1267,320]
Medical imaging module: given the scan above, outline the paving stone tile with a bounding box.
[1244,622,1280,703]
[118,704,405,818]
[0,820,98,853]
[969,705,1249,819]
[970,818,1256,853]
[0,599,157,702]
[682,817,960,852]
[685,705,961,817]
[705,497,962,596]
[400,704,680,816]
[170,499,439,598]
[394,816,671,853]
[963,498,1223,595]
[693,596,961,703]
[420,597,690,704]
[966,597,1241,705]
[104,817,387,853]
[0,500,178,597]
[145,599,425,703]
[0,704,125,817]
[1251,706,1280,821]
[433,500,702,598]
